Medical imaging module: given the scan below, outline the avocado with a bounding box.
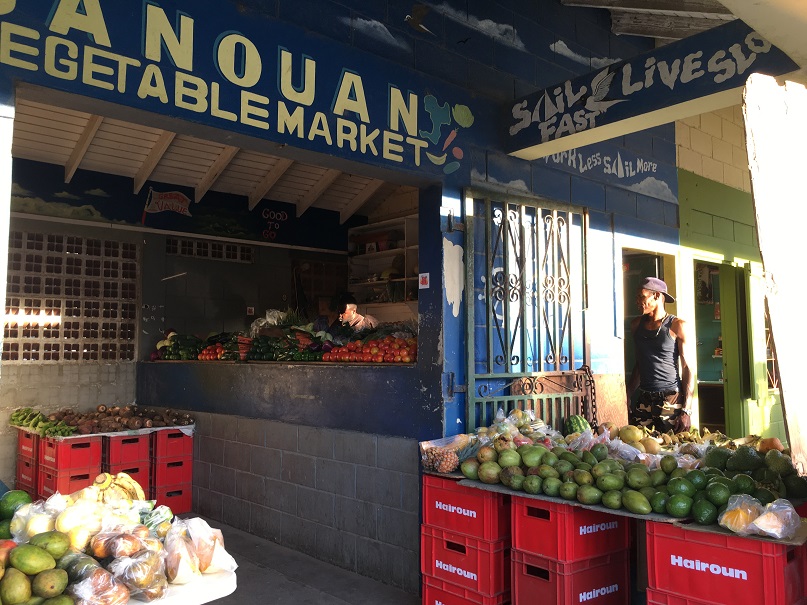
[701,446,732,471]
[666,494,694,518]
[726,446,763,472]
[783,474,807,499]
[764,450,796,477]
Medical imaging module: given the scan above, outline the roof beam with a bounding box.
[248,157,294,210]
[133,130,176,194]
[340,178,385,224]
[560,0,732,15]
[194,145,239,202]
[65,115,103,183]
[611,12,725,40]
[296,168,341,217]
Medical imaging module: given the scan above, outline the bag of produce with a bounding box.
[108,548,168,602]
[70,567,130,605]
[9,500,57,542]
[185,517,238,573]
[164,519,200,584]
[718,494,764,536]
[747,498,801,540]
[90,529,148,559]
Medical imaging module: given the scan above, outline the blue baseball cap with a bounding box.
[640,277,674,303]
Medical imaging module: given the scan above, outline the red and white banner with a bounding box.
[144,189,192,217]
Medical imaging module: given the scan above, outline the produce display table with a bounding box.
[159,571,237,604]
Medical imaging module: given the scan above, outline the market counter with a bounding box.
[160,571,236,604]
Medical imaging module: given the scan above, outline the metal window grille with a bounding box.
[464,193,593,431]
[3,232,139,363]
[166,237,254,263]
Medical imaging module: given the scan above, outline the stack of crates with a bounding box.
[421,475,511,605]
[510,497,632,604]
[102,433,152,496]
[15,429,39,498]
[150,428,193,514]
[645,521,807,605]
[37,434,102,499]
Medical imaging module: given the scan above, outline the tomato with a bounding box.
[394,355,402,362]
[401,354,411,363]
[384,353,395,362]
[346,341,357,351]
[373,354,384,363]
[361,353,372,362]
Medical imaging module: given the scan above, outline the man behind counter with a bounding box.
[338,295,378,332]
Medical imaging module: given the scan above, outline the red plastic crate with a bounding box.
[16,455,37,489]
[511,496,631,561]
[151,429,193,459]
[422,575,510,605]
[39,436,102,470]
[152,483,192,514]
[104,462,151,495]
[17,429,39,458]
[420,525,510,597]
[152,455,193,486]
[104,434,150,465]
[646,521,807,605]
[645,587,807,605]
[422,474,510,541]
[38,467,98,499]
[512,548,630,605]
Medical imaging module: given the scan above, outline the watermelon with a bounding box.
[565,415,591,436]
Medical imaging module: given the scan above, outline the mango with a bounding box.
[22,597,46,605]
[43,596,76,605]
[622,489,652,515]
[28,532,70,561]
[9,545,56,576]
[1,567,32,605]
[32,569,68,599]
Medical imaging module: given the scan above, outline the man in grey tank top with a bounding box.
[626,277,694,433]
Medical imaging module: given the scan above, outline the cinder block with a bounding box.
[722,119,744,147]
[265,478,297,514]
[681,114,701,128]
[732,144,749,170]
[221,495,251,532]
[281,452,316,487]
[249,502,281,543]
[401,473,420,514]
[198,436,224,466]
[192,460,210,490]
[280,513,317,556]
[700,112,723,138]
[250,446,282,479]
[298,426,334,458]
[355,537,404,588]
[223,440,252,472]
[297,487,335,527]
[193,412,212,437]
[702,156,724,183]
[316,525,357,570]
[713,138,733,164]
[377,507,419,551]
[356,466,402,508]
[571,177,605,212]
[605,187,637,218]
[678,147,703,174]
[211,414,238,441]
[316,459,356,498]
[235,470,265,503]
[196,487,222,520]
[723,164,743,190]
[335,495,378,539]
[376,437,418,474]
[690,128,713,158]
[208,464,236,496]
[334,430,377,466]
[236,417,266,446]
[265,420,298,452]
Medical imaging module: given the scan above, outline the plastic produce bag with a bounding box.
[70,567,130,605]
[9,500,56,542]
[718,494,764,536]
[164,519,201,584]
[108,548,168,602]
[141,504,174,536]
[419,433,486,473]
[186,517,238,573]
[747,499,801,540]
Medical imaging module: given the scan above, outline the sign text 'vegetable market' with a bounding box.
[0,1,476,173]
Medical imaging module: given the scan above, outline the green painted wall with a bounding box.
[678,170,785,442]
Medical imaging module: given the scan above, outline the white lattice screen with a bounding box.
[3,231,138,362]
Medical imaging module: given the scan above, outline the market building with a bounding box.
[0,0,804,597]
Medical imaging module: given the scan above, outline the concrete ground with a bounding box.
[210,517,420,605]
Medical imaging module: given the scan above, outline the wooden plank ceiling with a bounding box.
[11,97,410,224]
[560,0,735,43]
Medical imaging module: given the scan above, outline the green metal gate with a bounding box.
[464,191,595,432]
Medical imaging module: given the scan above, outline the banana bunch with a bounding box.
[93,471,146,503]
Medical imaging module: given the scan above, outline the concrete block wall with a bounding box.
[676,106,752,193]
[191,410,421,594]
[0,362,136,487]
